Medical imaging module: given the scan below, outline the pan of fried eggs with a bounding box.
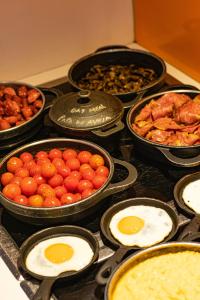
[96,197,178,285]
[18,225,99,300]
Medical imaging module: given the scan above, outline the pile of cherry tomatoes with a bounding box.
[0,85,43,130]
[0,148,109,207]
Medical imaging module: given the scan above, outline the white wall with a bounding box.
[0,0,133,81]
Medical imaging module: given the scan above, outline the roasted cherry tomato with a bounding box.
[7,157,23,173]
[48,148,62,160]
[28,194,44,207]
[57,165,71,178]
[1,172,14,186]
[35,151,48,160]
[60,193,77,205]
[52,158,65,169]
[14,195,28,205]
[64,176,79,192]
[20,152,33,163]
[82,188,96,199]
[62,149,77,160]
[15,168,29,178]
[81,168,95,181]
[41,163,56,178]
[3,183,21,199]
[43,197,61,207]
[20,177,37,196]
[29,165,41,176]
[66,158,80,171]
[77,151,92,164]
[78,180,93,193]
[96,166,109,177]
[89,154,105,169]
[54,185,67,199]
[48,174,63,188]
[92,175,107,189]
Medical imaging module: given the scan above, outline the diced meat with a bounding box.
[132,122,153,137]
[135,103,152,122]
[151,102,173,120]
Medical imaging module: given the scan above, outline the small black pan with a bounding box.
[18,225,99,300]
[174,172,200,240]
[96,197,179,285]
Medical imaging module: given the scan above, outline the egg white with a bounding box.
[109,205,173,247]
[182,179,200,213]
[25,236,94,277]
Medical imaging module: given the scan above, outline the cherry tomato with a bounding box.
[60,193,76,205]
[35,151,48,160]
[64,176,79,192]
[78,151,92,164]
[20,177,37,196]
[62,149,77,160]
[33,174,46,185]
[14,195,28,205]
[57,165,71,178]
[7,157,23,173]
[96,166,109,177]
[78,180,93,193]
[52,158,65,169]
[41,163,56,178]
[29,165,41,176]
[48,148,62,160]
[48,174,63,188]
[89,154,105,169]
[43,197,61,207]
[15,168,29,178]
[81,168,95,181]
[1,172,14,186]
[66,158,80,171]
[70,171,82,181]
[24,160,36,171]
[3,183,21,199]
[79,163,92,173]
[37,158,51,166]
[20,152,33,163]
[74,193,82,202]
[82,188,96,199]
[10,176,22,186]
[37,184,55,198]
[28,194,44,207]
[92,175,107,189]
[54,185,67,199]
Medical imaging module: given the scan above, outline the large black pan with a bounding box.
[174,172,200,240]
[0,138,137,225]
[127,89,200,167]
[96,197,179,285]
[0,82,61,141]
[67,45,166,109]
[18,225,99,300]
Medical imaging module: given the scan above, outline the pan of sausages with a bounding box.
[0,82,60,141]
[127,89,200,167]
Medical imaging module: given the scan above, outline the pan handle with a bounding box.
[100,158,137,198]
[121,91,145,110]
[178,215,200,241]
[95,45,129,53]
[157,147,200,167]
[38,87,63,111]
[96,247,128,285]
[32,277,56,300]
[92,121,124,137]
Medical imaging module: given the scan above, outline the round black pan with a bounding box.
[174,172,200,240]
[96,197,179,285]
[18,225,99,300]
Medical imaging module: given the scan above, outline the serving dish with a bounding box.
[127,89,200,167]
[0,138,137,225]
[67,45,166,108]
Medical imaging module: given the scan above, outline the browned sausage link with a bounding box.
[4,87,16,96]
[22,106,33,119]
[0,119,11,130]
[27,89,40,103]
[18,86,28,97]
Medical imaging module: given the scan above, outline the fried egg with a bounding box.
[182,179,200,213]
[109,205,173,247]
[25,236,94,277]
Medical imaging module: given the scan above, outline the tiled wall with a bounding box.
[0,0,133,81]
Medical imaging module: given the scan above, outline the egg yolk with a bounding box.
[117,216,144,234]
[44,243,74,264]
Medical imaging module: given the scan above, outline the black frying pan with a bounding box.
[18,225,99,300]
[96,197,179,285]
[174,172,200,240]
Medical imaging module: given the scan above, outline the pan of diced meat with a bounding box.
[127,89,200,167]
[0,82,60,141]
